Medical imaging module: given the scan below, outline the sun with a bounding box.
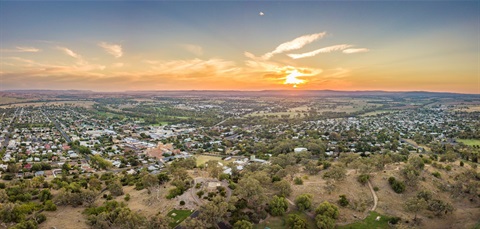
[284,70,306,88]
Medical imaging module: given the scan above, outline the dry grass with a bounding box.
[120,185,177,217]
[196,155,222,166]
[291,160,480,228]
[0,96,28,105]
[39,206,90,229]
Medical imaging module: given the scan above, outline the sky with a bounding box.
[0,1,478,93]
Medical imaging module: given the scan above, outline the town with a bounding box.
[0,90,479,229]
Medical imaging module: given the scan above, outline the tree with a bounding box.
[404,197,427,222]
[108,180,124,196]
[268,195,289,216]
[233,220,253,229]
[145,215,171,229]
[88,177,103,191]
[81,189,100,207]
[273,179,292,197]
[206,160,223,179]
[315,201,339,219]
[427,199,454,216]
[295,194,313,212]
[315,214,336,229]
[286,214,307,229]
[198,196,235,228]
[322,165,346,181]
[305,161,321,175]
[235,176,266,209]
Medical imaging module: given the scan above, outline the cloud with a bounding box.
[98,42,123,58]
[58,46,82,59]
[147,58,239,78]
[56,46,105,71]
[287,44,353,59]
[261,32,326,60]
[343,48,369,54]
[0,46,41,53]
[180,44,203,56]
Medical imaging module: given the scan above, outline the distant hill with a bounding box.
[2,89,479,99]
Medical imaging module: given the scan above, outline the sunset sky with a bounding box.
[0,1,478,93]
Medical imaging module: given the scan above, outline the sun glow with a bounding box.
[284,69,306,87]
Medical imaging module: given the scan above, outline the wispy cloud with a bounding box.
[58,46,82,59]
[181,44,203,56]
[0,46,41,53]
[343,48,369,54]
[56,46,105,71]
[261,32,326,60]
[287,44,352,59]
[98,42,123,58]
[147,58,239,78]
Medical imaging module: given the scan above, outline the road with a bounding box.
[52,118,71,143]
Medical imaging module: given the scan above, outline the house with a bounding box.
[294,147,308,153]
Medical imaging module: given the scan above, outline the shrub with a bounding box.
[388,216,401,224]
[322,161,331,169]
[460,161,464,167]
[357,174,370,185]
[338,195,349,207]
[294,177,303,185]
[44,200,57,211]
[35,213,47,224]
[445,165,452,171]
[388,177,405,193]
[373,186,379,191]
[124,194,130,201]
[432,171,441,178]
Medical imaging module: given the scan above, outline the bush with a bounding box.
[2,173,13,180]
[294,177,303,185]
[44,200,57,211]
[432,171,441,178]
[295,194,313,211]
[373,186,379,191]
[357,174,370,185]
[35,213,47,224]
[388,216,401,224]
[460,161,464,167]
[124,194,130,201]
[322,161,331,169]
[388,177,405,193]
[338,195,349,207]
[445,165,452,171]
[0,183,6,189]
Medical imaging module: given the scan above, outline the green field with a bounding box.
[167,209,193,228]
[338,211,393,229]
[457,139,480,146]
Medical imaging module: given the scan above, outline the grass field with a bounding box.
[0,96,28,105]
[195,155,222,166]
[338,211,392,229]
[167,209,193,228]
[457,139,480,146]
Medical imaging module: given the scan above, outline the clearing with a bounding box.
[457,139,480,146]
[168,209,194,228]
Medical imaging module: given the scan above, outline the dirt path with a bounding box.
[367,180,378,211]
